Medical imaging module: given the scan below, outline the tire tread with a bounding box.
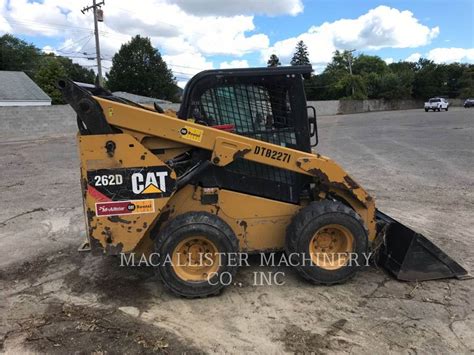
[285,200,368,285]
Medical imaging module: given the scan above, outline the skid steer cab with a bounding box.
[58,65,468,298]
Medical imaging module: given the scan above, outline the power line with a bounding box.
[167,63,212,71]
[55,34,94,55]
[5,18,94,33]
[7,17,128,42]
[77,35,95,54]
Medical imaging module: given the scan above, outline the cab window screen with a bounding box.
[198,83,296,147]
[196,83,298,186]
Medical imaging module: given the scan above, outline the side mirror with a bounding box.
[307,105,318,147]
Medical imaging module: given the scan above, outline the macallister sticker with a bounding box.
[180,125,203,142]
[95,199,155,217]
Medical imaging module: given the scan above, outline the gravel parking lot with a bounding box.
[0,107,473,353]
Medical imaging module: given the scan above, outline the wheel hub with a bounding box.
[172,236,219,281]
[309,224,355,270]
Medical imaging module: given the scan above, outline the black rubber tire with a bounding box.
[154,212,239,298]
[285,200,368,285]
[446,107,449,111]
[425,108,429,112]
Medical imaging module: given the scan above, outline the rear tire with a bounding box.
[285,200,368,285]
[424,108,429,112]
[154,212,239,298]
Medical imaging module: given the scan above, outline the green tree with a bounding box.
[316,50,368,99]
[341,74,367,99]
[389,61,417,74]
[459,65,474,97]
[379,72,413,99]
[412,58,442,99]
[305,52,471,101]
[304,73,331,100]
[1,34,97,102]
[35,56,67,104]
[365,71,413,99]
[267,54,281,67]
[352,54,388,76]
[58,57,95,84]
[387,62,415,99]
[290,40,310,66]
[364,72,383,98]
[326,50,350,72]
[0,34,41,75]
[106,35,177,100]
[34,54,96,103]
[442,63,467,98]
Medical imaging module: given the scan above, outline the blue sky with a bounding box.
[1,0,473,86]
[258,0,472,54]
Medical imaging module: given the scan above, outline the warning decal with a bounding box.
[95,199,155,217]
[180,126,203,142]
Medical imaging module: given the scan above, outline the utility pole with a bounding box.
[346,49,356,96]
[81,0,105,86]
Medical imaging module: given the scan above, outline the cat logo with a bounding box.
[131,171,168,195]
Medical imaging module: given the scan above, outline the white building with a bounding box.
[0,71,51,106]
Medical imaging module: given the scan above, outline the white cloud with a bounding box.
[42,45,55,54]
[187,15,269,56]
[427,47,474,63]
[384,58,394,64]
[0,0,11,33]
[405,52,421,62]
[219,60,249,69]
[1,0,74,37]
[0,0,270,59]
[263,6,439,67]
[168,0,303,16]
[405,48,474,64]
[163,49,214,80]
[0,16,11,33]
[0,0,273,85]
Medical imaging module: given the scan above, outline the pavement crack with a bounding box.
[0,181,25,190]
[448,317,469,349]
[364,277,391,299]
[0,208,46,226]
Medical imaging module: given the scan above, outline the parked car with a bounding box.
[424,97,449,112]
[464,98,474,108]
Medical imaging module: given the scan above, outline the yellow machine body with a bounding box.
[78,98,375,256]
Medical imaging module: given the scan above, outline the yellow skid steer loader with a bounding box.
[58,66,468,298]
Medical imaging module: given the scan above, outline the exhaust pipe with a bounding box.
[375,210,470,281]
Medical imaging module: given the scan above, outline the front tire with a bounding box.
[155,212,239,298]
[285,200,368,285]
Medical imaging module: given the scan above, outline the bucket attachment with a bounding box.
[376,210,469,281]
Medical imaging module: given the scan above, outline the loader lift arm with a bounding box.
[98,96,372,200]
